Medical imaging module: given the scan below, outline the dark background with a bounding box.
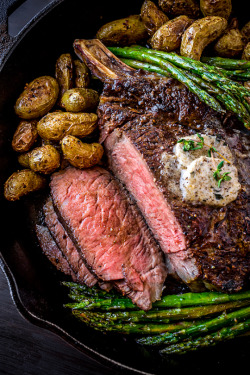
[0,269,120,375]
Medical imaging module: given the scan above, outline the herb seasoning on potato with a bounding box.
[37,112,98,141]
[55,53,74,101]
[158,0,200,18]
[12,120,38,152]
[96,15,148,46]
[200,0,232,20]
[74,60,90,88]
[61,135,104,169]
[214,28,245,57]
[4,169,46,201]
[28,145,61,174]
[180,16,227,60]
[140,0,169,37]
[14,76,59,119]
[150,15,193,52]
[60,88,99,112]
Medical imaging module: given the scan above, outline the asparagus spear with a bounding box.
[73,310,194,334]
[136,305,250,346]
[121,58,248,125]
[108,47,225,114]
[65,289,250,311]
[113,46,250,97]
[201,56,250,70]
[75,300,250,324]
[160,319,250,355]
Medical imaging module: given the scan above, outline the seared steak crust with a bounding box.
[43,197,98,288]
[102,77,250,292]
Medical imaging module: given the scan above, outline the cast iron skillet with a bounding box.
[0,1,249,373]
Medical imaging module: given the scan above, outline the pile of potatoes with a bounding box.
[96,0,250,61]
[4,54,104,201]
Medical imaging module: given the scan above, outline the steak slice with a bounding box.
[43,197,98,288]
[74,39,250,292]
[50,167,167,310]
[35,224,77,281]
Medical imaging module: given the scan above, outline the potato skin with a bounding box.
[200,0,232,20]
[180,16,227,60]
[61,135,104,169]
[74,60,90,88]
[37,112,98,141]
[18,152,31,168]
[150,15,193,52]
[96,15,148,46]
[214,28,245,57]
[4,169,46,201]
[61,88,99,112]
[14,76,59,119]
[241,22,250,43]
[29,145,60,174]
[242,42,250,60]
[55,53,74,99]
[140,0,169,36]
[12,120,38,152]
[158,0,200,18]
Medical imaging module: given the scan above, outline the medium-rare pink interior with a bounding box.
[43,198,98,288]
[50,166,167,310]
[105,130,186,254]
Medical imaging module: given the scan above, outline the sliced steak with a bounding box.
[35,224,77,280]
[74,39,250,292]
[43,197,98,288]
[50,167,167,310]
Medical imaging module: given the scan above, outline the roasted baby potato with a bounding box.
[12,120,38,152]
[140,0,169,36]
[242,42,250,60]
[37,112,98,141]
[74,60,90,88]
[150,15,193,52]
[96,15,148,46]
[55,53,74,100]
[61,135,104,169]
[214,28,245,57]
[200,0,232,20]
[61,88,99,112]
[180,16,227,60]
[18,152,31,168]
[28,145,60,174]
[4,169,46,201]
[241,21,250,43]
[14,76,59,119]
[158,0,200,18]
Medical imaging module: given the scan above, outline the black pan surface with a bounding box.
[0,1,249,373]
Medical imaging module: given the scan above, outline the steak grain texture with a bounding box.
[50,167,167,310]
[73,39,250,293]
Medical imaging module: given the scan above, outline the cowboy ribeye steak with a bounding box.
[74,39,250,293]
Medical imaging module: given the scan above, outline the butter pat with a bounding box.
[180,156,241,207]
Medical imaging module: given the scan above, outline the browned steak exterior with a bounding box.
[73,40,250,293]
[43,197,98,288]
[50,167,167,310]
[35,224,77,280]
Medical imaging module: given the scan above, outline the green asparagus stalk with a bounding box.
[108,47,225,114]
[73,310,194,334]
[160,319,250,355]
[136,305,250,346]
[112,46,250,96]
[201,56,250,70]
[65,289,250,311]
[75,300,250,324]
[121,58,247,125]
